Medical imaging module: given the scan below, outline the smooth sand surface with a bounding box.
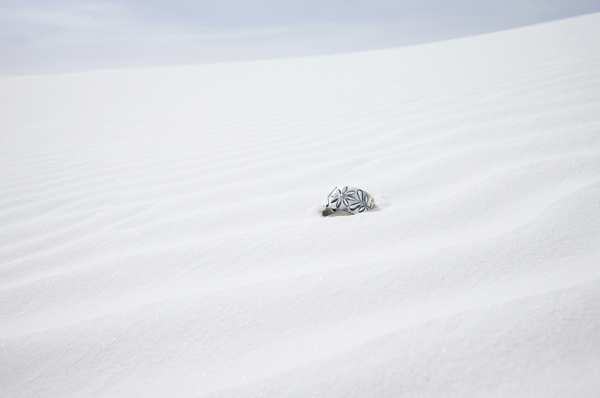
[1,12,600,398]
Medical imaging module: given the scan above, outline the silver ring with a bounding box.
[322,186,375,216]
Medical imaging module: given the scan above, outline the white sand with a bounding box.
[1,12,600,398]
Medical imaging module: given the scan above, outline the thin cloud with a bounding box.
[1,0,599,74]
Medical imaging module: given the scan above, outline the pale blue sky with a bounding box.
[1,0,599,74]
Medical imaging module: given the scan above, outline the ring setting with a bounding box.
[322,186,375,216]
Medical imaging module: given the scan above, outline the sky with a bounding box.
[1,0,599,74]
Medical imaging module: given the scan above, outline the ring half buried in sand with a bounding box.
[322,186,375,216]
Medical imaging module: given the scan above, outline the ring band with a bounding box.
[322,186,375,216]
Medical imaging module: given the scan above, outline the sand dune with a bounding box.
[1,12,600,398]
